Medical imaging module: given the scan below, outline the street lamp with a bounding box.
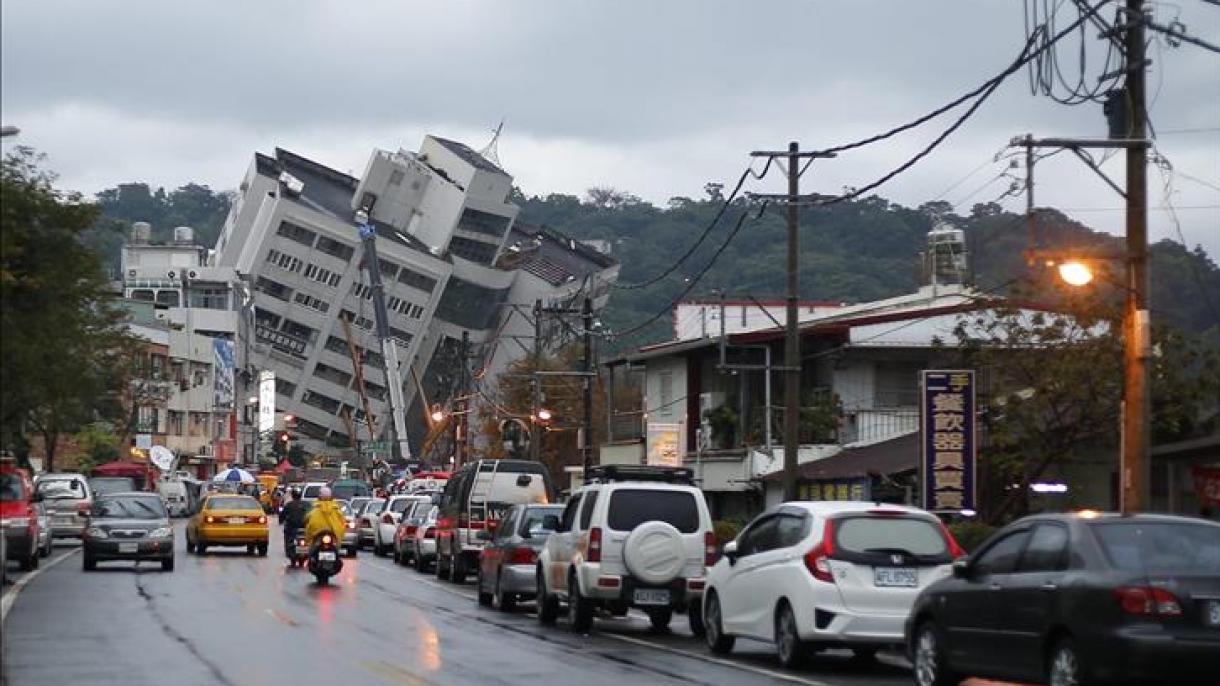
[430,405,446,424]
[535,408,553,423]
[1057,260,1094,287]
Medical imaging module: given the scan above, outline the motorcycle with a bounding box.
[307,530,343,584]
[287,530,309,568]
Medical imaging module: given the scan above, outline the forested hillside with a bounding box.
[83,182,1218,351]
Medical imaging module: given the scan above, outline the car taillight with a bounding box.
[382,513,394,525]
[424,527,436,539]
[704,530,719,566]
[346,518,355,529]
[405,526,418,536]
[803,519,835,583]
[247,515,266,524]
[508,548,536,564]
[468,520,485,530]
[588,527,602,563]
[1115,586,1183,617]
[937,520,966,560]
[437,516,454,530]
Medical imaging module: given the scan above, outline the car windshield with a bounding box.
[521,507,564,535]
[205,496,261,511]
[36,478,87,499]
[94,496,167,520]
[389,498,414,513]
[834,515,949,558]
[606,489,700,533]
[1091,520,1220,574]
[1,474,24,501]
[331,482,369,500]
[365,500,385,514]
[302,485,322,498]
[90,478,136,495]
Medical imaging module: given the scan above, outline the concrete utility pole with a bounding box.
[1121,0,1150,514]
[582,297,595,477]
[530,299,543,462]
[455,330,470,468]
[749,142,835,502]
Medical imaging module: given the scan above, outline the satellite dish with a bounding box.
[150,446,175,472]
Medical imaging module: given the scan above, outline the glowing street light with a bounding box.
[1057,260,1094,287]
[430,408,446,424]
[536,408,553,423]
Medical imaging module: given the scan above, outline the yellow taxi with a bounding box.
[186,494,269,556]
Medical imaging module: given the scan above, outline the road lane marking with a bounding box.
[265,607,300,627]
[1,548,80,623]
[599,632,832,686]
[357,659,444,686]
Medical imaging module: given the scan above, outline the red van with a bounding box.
[1,459,43,571]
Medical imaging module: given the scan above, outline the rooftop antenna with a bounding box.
[478,119,505,169]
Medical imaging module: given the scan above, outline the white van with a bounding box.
[157,479,190,517]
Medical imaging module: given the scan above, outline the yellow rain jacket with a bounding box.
[304,499,346,547]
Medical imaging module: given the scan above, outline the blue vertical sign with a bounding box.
[921,370,976,512]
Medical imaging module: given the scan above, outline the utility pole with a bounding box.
[455,330,470,469]
[1121,0,1150,514]
[582,297,595,477]
[530,299,543,462]
[750,142,835,502]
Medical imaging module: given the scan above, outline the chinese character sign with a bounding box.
[212,338,235,410]
[646,423,682,467]
[921,370,976,511]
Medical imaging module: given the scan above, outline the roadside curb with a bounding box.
[0,548,80,624]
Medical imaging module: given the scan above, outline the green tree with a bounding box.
[69,422,122,473]
[0,148,133,470]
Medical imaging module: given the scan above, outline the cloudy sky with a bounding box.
[3,0,1217,256]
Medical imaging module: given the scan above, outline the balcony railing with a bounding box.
[839,408,919,445]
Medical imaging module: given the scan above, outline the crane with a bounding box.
[355,209,412,463]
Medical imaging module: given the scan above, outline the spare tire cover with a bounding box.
[622,521,685,585]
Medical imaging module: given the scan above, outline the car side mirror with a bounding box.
[542,515,561,532]
[476,530,491,541]
[951,557,971,579]
[722,540,739,565]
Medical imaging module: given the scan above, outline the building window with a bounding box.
[280,317,316,343]
[276,221,317,248]
[324,336,349,355]
[377,259,399,280]
[276,378,297,399]
[313,363,352,388]
[388,169,405,186]
[407,304,424,319]
[457,207,511,239]
[295,418,329,440]
[303,263,342,288]
[255,276,292,302]
[137,406,160,433]
[255,307,281,329]
[658,371,673,418]
[339,309,375,332]
[448,236,498,265]
[396,267,437,294]
[315,236,355,262]
[265,248,303,274]
[155,290,180,307]
[364,381,387,402]
[301,390,342,414]
[293,291,330,313]
[167,411,184,436]
[388,327,413,347]
[130,289,155,302]
[351,282,373,300]
[188,287,229,309]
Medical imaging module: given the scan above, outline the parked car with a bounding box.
[356,498,385,548]
[334,500,358,557]
[89,476,137,497]
[1,461,42,571]
[156,479,190,517]
[33,473,93,538]
[82,492,174,572]
[477,503,565,611]
[436,459,553,583]
[393,501,430,566]
[33,500,53,558]
[185,494,269,556]
[537,465,714,633]
[410,505,440,572]
[907,512,1220,686]
[702,501,961,667]
[373,494,434,557]
[300,481,328,502]
[346,496,372,518]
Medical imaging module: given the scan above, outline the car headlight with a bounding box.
[148,527,172,538]
[86,526,108,539]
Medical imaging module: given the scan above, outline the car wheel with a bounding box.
[41,536,52,558]
[162,557,175,572]
[647,607,673,633]
[257,543,268,557]
[704,592,735,654]
[1048,637,1091,686]
[477,568,493,606]
[393,547,402,565]
[185,539,195,554]
[436,554,451,581]
[82,553,96,571]
[247,544,256,556]
[451,554,467,584]
[913,621,958,686]
[537,568,559,626]
[197,543,207,555]
[414,552,427,573]
[348,546,358,559]
[775,602,807,668]
[687,603,706,637]
[19,550,38,571]
[493,570,516,612]
[568,573,594,633]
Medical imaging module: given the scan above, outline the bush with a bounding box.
[712,519,743,546]
[947,520,998,554]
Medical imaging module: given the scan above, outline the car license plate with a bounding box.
[118,542,138,553]
[874,567,918,587]
[1206,601,1220,627]
[318,551,336,561]
[296,545,310,555]
[227,517,245,524]
[633,589,670,606]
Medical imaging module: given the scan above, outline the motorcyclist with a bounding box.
[303,486,346,549]
[279,487,308,557]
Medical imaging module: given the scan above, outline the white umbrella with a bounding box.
[213,467,256,483]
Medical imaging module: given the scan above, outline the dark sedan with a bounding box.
[83,492,175,572]
[907,512,1220,686]
[476,503,564,611]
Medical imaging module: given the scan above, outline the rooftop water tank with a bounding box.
[173,226,194,244]
[131,221,152,244]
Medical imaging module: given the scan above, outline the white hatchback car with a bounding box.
[703,501,963,667]
[372,494,432,557]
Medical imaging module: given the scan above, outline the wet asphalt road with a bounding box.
[3,524,915,686]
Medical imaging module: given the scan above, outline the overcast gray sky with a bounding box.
[3,0,1217,257]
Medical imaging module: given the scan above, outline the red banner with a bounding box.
[1193,466,1220,507]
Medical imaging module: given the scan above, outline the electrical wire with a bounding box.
[612,158,773,291]
[1151,147,1220,322]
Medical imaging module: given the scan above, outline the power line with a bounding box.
[1151,148,1220,322]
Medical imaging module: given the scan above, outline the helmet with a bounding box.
[290,487,302,499]
[318,486,333,500]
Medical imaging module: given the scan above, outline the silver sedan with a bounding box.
[476,504,564,612]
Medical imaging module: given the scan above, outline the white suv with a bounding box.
[536,465,716,633]
[702,501,962,667]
